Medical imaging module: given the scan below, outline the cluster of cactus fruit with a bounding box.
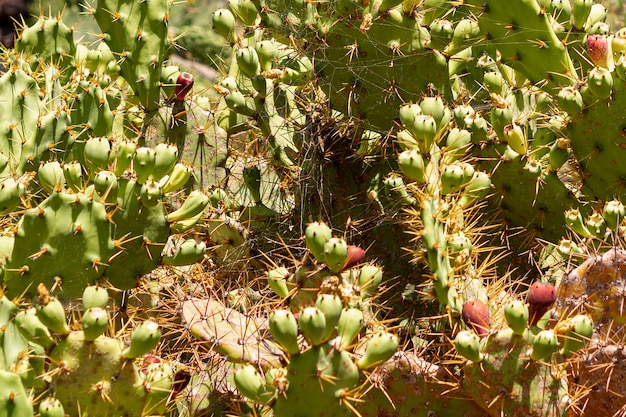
[6,0,626,415]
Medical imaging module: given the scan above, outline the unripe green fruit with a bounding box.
[39,397,64,417]
[408,114,437,154]
[453,105,474,126]
[225,90,255,116]
[557,86,584,114]
[356,331,398,369]
[299,307,326,346]
[82,307,109,341]
[483,70,504,95]
[139,180,163,208]
[323,237,349,273]
[233,365,271,404]
[315,294,343,342]
[490,104,514,141]
[572,0,593,29]
[504,300,529,335]
[266,267,290,298]
[82,286,109,309]
[133,147,156,184]
[38,161,65,192]
[358,264,383,298]
[603,199,625,230]
[588,66,613,99]
[459,171,491,208]
[153,143,179,181]
[63,162,84,192]
[503,123,528,155]
[549,138,571,172]
[84,137,111,174]
[255,40,280,71]
[113,139,136,176]
[454,330,483,362]
[616,55,626,81]
[123,320,161,358]
[444,128,472,163]
[531,329,558,360]
[236,47,261,78]
[162,163,192,194]
[440,163,465,195]
[36,296,70,335]
[230,0,259,26]
[399,103,422,127]
[167,190,210,223]
[429,19,454,50]
[559,315,593,356]
[162,239,206,266]
[397,149,426,183]
[213,8,237,43]
[94,170,118,203]
[305,221,332,263]
[565,208,591,238]
[337,308,364,349]
[269,310,300,355]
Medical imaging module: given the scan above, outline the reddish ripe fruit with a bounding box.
[587,35,609,67]
[527,281,556,326]
[342,245,365,271]
[462,300,490,337]
[175,72,194,101]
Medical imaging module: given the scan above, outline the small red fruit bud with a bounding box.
[587,35,610,68]
[175,72,194,101]
[462,300,490,337]
[527,281,556,326]
[342,245,365,271]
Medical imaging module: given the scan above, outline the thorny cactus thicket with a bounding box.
[2,0,626,416]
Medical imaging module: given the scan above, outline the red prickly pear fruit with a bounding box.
[527,281,556,326]
[587,35,611,69]
[462,300,490,337]
[175,72,194,101]
[342,245,365,271]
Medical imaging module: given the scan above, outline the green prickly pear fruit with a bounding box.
[84,137,111,174]
[490,103,514,141]
[504,300,529,335]
[399,103,422,128]
[140,180,163,208]
[122,320,161,359]
[557,315,593,356]
[323,237,348,274]
[236,47,261,78]
[39,397,64,417]
[398,149,426,183]
[153,143,179,181]
[298,307,327,346]
[0,177,26,215]
[315,294,343,342]
[93,170,118,203]
[565,208,591,238]
[527,282,556,326]
[616,55,626,80]
[587,34,611,68]
[343,245,365,271]
[358,264,383,298]
[143,361,174,415]
[82,286,109,309]
[573,0,593,29]
[444,128,472,163]
[586,212,606,238]
[166,190,210,223]
[408,114,437,154]
[337,308,364,349]
[160,65,181,101]
[549,138,571,172]
[255,40,280,71]
[503,123,528,155]
[133,147,156,184]
[0,370,34,416]
[465,113,489,143]
[162,163,192,194]
[162,239,206,266]
[230,0,259,26]
[82,307,109,341]
[603,199,625,230]
[453,105,474,126]
[15,309,55,348]
[38,161,65,192]
[267,267,290,298]
[175,72,194,101]
[557,86,584,114]
[234,365,272,404]
[462,300,490,337]
[454,330,483,362]
[305,221,332,263]
[169,210,204,234]
[483,70,504,95]
[587,66,613,99]
[213,8,237,43]
[530,329,558,360]
[356,331,398,370]
[429,19,454,50]
[269,310,300,355]
[458,171,491,208]
[63,162,84,192]
[36,285,69,335]
[440,163,465,195]
[114,139,137,176]
[225,90,255,116]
